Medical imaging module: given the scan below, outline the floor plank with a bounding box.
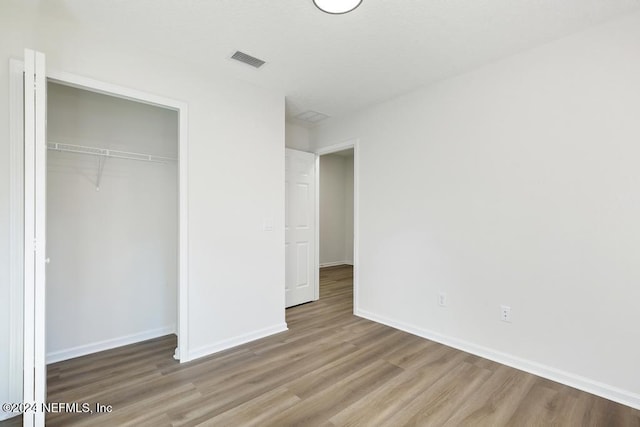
[2,265,639,426]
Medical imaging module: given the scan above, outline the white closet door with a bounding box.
[24,48,48,427]
[285,149,317,307]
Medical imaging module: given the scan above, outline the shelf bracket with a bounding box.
[96,154,106,191]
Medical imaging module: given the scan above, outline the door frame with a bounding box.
[8,60,191,408]
[44,68,191,362]
[315,139,359,312]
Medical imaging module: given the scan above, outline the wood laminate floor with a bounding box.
[3,265,639,426]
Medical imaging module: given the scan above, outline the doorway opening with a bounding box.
[315,140,359,313]
[284,141,359,313]
[318,149,354,302]
[45,82,179,364]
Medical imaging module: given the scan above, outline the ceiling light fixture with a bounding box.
[313,0,362,15]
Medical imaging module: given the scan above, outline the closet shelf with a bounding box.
[48,141,176,192]
[47,142,177,163]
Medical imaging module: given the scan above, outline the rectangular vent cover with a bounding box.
[231,51,266,68]
[295,110,330,123]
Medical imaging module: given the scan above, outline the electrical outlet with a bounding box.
[438,292,447,307]
[500,305,511,322]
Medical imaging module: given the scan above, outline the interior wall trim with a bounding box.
[188,323,288,362]
[46,325,176,364]
[319,261,353,268]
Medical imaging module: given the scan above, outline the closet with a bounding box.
[45,82,179,363]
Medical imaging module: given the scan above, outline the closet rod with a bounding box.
[47,142,176,163]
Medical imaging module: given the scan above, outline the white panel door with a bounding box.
[285,149,316,307]
[23,48,47,427]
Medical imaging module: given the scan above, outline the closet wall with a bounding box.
[46,83,178,363]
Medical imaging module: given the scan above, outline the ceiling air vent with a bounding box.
[231,51,266,68]
[295,110,330,123]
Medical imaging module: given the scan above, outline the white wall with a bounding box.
[285,121,312,151]
[319,154,346,265]
[0,2,285,415]
[46,83,178,362]
[319,153,354,266]
[313,12,640,408]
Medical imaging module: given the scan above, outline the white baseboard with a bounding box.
[355,309,640,410]
[46,325,176,364]
[187,323,288,362]
[319,261,353,268]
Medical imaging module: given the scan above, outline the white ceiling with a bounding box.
[37,0,640,125]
